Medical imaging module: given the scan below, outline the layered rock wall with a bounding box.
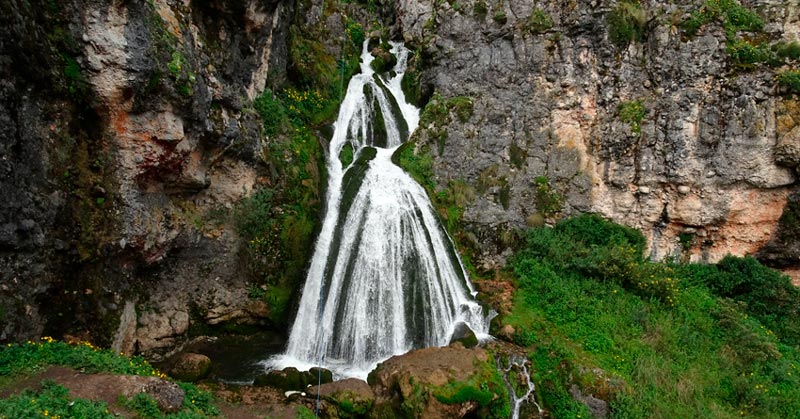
[394,0,800,270]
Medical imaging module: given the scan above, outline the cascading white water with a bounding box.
[499,356,542,419]
[266,41,489,379]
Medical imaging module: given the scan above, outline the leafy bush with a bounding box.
[493,10,507,25]
[253,90,288,137]
[345,18,365,49]
[235,188,276,254]
[775,41,800,61]
[727,38,773,67]
[533,176,562,218]
[523,8,553,34]
[618,100,646,134]
[709,256,800,346]
[683,0,763,37]
[607,1,648,46]
[778,70,800,94]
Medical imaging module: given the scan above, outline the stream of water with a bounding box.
[265,41,489,379]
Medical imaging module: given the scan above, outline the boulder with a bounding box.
[308,378,375,416]
[144,380,185,413]
[168,352,212,382]
[368,346,507,419]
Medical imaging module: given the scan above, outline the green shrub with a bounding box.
[393,141,435,191]
[235,188,276,254]
[345,18,365,49]
[534,176,562,218]
[775,41,800,61]
[120,393,163,419]
[447,96,474,123]
[618,100,646,134]
[554,213,646,254]
[778,70,800,94]
[432,357,510,419]
[683,0,763,37]
[253,90,288,136]
[523,8,553,34]
[608,1,648,46]
[727,38,773,67]
[472,0,488,19]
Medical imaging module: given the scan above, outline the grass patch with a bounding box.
[0,339,220,418]
[0,381,115,419]
[0,337,162,378]
[505,214,800,419]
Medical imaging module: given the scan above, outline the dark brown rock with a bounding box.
[168,352,212,382]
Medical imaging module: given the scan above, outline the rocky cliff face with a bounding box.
[392,0,800,275]
[0,0,295,358]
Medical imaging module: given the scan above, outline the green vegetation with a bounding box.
[493,10,507,25]
[617,100,646,134]
[778,70,800,95]
[401,49,424,107]
[0,337,161,378]
[0,381,115,419]
[417,93,475,154]
[607,1,648,47]
[242,5,371,327]
[522,8,553,34]
[432,357,510,419]
[533,176,562,219]
[0,338,220,419]
[774,41,800,61]
[726,38,773,68]
[120,384,218,419]
[296,406,316,419]
[506,214,800,419]
[678,0,796,70]
[62,54,87,97]
[253,91,288,137]
[683,0,763,38]
[472,0,488,20]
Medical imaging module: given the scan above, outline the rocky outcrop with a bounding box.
[0,0,294,356]
[367,345,509,419]
[392,0,800,271]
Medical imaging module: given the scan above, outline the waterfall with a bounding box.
[266,41,489,379]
